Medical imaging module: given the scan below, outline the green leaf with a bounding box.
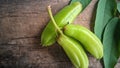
[70,0,91,10]
[103,17,120,68]
[117,2,120,13]
[94,0,117,40]
[115,20,120,56]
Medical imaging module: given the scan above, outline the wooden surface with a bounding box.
[0,0,120,68]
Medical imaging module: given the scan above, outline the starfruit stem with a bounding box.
[47,6,64,35]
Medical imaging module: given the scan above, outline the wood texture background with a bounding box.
[0,0,120,68]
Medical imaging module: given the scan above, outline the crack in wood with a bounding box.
[10,36,40,40]
[0,12,44,18]
[0,36,40,45]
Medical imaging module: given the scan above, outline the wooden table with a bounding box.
[0,0,120,68]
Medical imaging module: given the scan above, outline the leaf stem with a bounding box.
[47,6,63,35]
